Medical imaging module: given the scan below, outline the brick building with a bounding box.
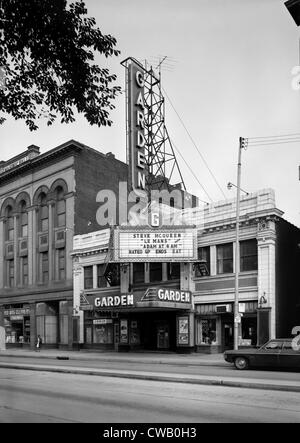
[0,140,127,349]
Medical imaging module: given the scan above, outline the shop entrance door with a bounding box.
[222,321,233,351]
[157,323,170,349]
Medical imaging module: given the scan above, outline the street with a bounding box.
[0,365,300,423]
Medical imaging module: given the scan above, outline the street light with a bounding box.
[227,182,249,195]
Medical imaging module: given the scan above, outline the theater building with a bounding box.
[0,140,127,349]
[72,226,197,352]
[192,189,300,353]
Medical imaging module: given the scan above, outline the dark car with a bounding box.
[224,338,300,370]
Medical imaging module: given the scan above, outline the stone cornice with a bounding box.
[201,214,280,235]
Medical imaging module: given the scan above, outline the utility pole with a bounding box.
[233,137,245,350]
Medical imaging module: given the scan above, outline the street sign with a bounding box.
[234,314,242,324]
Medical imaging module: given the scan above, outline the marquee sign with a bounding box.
[4,308,30,316]
[127,59,147,192]
[113,227,197,262]
[81,288,192,311]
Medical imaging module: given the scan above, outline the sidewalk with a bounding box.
[1,348,300,393]
[0,347,225,366]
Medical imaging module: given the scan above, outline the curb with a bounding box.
[1,362,300,394]
[0,352,227,367]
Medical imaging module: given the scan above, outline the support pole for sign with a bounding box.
[233,137,245,351]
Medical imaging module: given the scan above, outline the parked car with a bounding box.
[224,338,300,370]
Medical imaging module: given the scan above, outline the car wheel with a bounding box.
[234,356,249,370]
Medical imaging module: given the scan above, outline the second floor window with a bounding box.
[41,252,49,283]
[20,201,28,238]
[56,187,66,228]
[84,266,93,289]
[7,259,14,287]
[39,194,49,232]
[133,262,145,284]
[6,206,14,241]
[240,239,258,272]
[217,243,233,274]
[97,264,107,288]
[167,262,180,280]
[196,247,211,277]
[150,262,162,282]
[21,257,28,286]
[58,249,66,281]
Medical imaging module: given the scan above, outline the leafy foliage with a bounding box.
[0,0,121,130]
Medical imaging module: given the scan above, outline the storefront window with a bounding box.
[45,316,58,343]
[36,302,58,344]
[4,306,31,344]
[130,320,140,345]
[241,317,257,346]
[59,301,69,344]
[217,243,233,274]
[85,326,92,344]
[197,318,218,345]
[93,319,113,344]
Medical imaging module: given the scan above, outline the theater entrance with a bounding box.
[156,322,170,349]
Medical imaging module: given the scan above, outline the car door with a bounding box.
[254,340,282,368]
[278,341,300,370]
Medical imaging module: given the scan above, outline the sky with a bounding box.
[1,0,300,227]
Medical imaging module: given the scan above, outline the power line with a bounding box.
[162,87,227,200]
[248,139,300,147]
[248,133,300,139]
[170,138,212,204]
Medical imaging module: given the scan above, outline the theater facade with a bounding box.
[72,226,197,352]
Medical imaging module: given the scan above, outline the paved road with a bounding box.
[1,355,300,384]
[0,368,300,423]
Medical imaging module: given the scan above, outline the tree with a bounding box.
[0,0,121,130]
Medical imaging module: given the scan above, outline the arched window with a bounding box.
[55,187,66,228]
[6,206,14,241]
[20,201,28,238]
[38,193,48,232]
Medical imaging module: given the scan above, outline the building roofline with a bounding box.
[0,139,127,184]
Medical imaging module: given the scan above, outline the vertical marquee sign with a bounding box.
[127,59,147,193]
